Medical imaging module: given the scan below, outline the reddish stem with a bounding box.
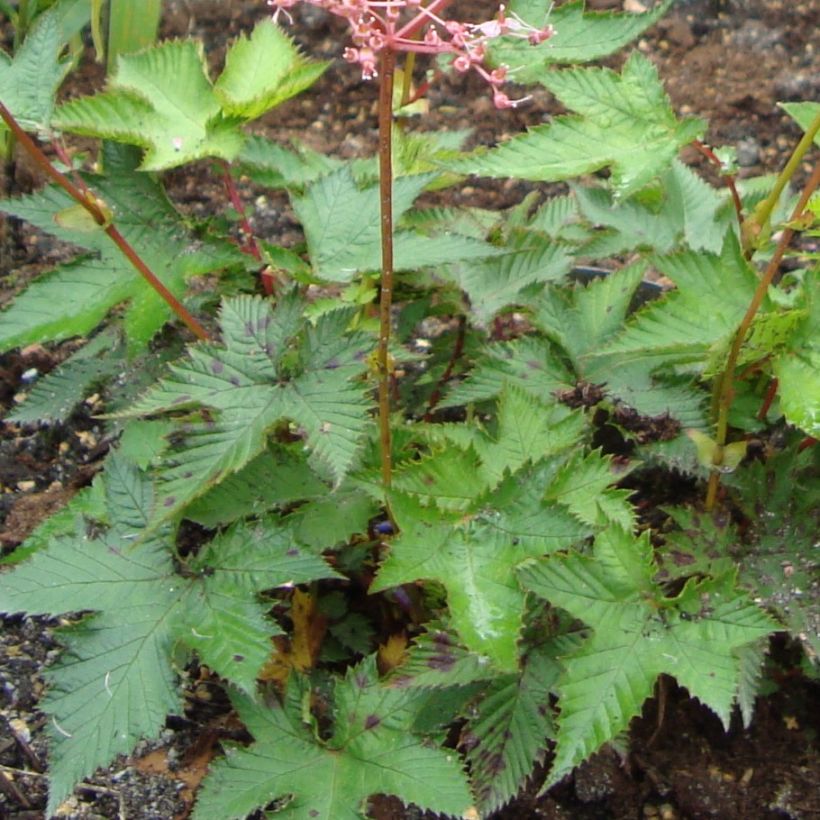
[424,315,466,421]
[0,100,210,342]
[757,378,778,421]
[693,139,744,228]
[377,48,397,490]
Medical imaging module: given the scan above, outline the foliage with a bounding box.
[0,1,817,818]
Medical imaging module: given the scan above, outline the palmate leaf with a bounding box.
[53,20,327,170]
[520,527,778,787]
[0,457,338,814]
[0,6,73,131]
[490,0,673,79]
[193,657,474,820]
[457,52,705,198]
[372,466,589,671]
[415,387,587,491]
[128,294,372,524]
[291,167,498,282]
[0,146,244,353]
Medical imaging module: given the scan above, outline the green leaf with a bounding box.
[465,645,560,814]
[291,167,497,282]
[0,7,73,131]
[532,263,646,369]
[775,350,820,436]
[372,481,586,671]
[441,335,574,409]
[388,622,500,689]
[0,150,244,353]
[596,232,759,369]
[184,446,328,528]
[520,527,778,786]
[780,101,820,148]
[181,518,340,693]
[213,20,328,119]
[457,53,705,198]
[491,0,673,78]
[0,457,338,812]
[0,458,182,814]
[54,39,242,170]
[128,294,373,523]
[193,658,474,820]
[239,134,343,188]
[444,232,571,327]
[5,329,124,423]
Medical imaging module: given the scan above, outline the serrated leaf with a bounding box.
[457,53,705,197]
[444,232,571,327]
[596,232,759,369]
[127,294,372,523]
[391,445,488,511]
[464,645,560,814]
[239,134,343,188]
[0,7,73,131]
[544,449,635,530]
[6,330,124,423]
[441,335,573,409]
[533,263,646,368]
[459,387,586,487]
[388,622,500,689]
[372,483,586,671]
[53,21,326,170]
[291,167,497,282]
[490,0,673,78]
[0,458,182,814]
[520,528,777,786]
[213,20,328,119]
[193,658,474,820]
[0,457,337,812]
[184,446,328,528]
[55,39,243,170]
[0,149,244,353]
[774,350,820,436]
[181,518,340,693]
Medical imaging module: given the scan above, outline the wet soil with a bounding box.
[1,0,819,817]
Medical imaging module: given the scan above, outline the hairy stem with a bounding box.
[706,159,820,510]
[0,100,210,342]
[377,48,397,491]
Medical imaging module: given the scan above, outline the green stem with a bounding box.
[0,100,210,342]
[377,48,396,492]
[741,112,820,253]
[706,159,820,510]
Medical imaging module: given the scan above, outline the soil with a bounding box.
[1,0,819,818]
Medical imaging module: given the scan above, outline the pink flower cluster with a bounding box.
[267,0,554,108]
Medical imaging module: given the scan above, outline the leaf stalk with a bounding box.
[706,158,820,510]
[0,100,210,342]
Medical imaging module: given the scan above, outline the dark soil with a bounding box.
[1,0,819,817]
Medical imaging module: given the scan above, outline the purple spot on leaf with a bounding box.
[211,360,224,374]
[229,376,240,387]
[164,496,176,507]
[286,548,300,557]
[244,321,254,337]
[232,654,245,662]
[428,653,455,672]
[355,673,368,689]
[364,714,381,730]
[325,358,340,370]
[172,395,192,405]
